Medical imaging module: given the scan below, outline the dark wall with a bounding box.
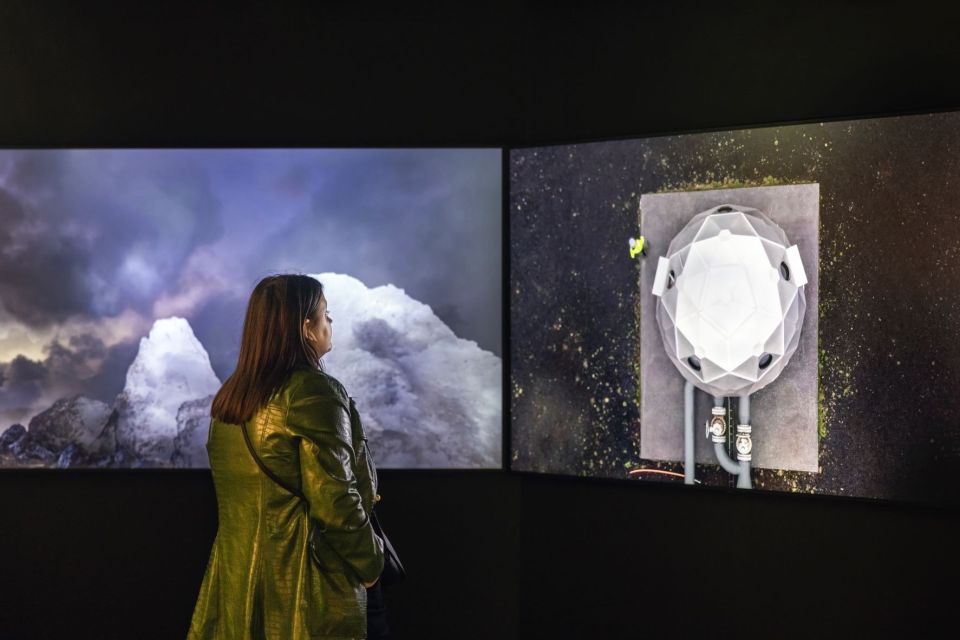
[0,470,522,639]
[518,474,960,638]
[2,2,959,639]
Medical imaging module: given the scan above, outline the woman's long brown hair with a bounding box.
[211,274,325,425]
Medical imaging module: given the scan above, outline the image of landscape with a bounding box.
[0,148,503,469]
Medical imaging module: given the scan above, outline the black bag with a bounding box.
[240,421,405,587]
[370,509,406,586]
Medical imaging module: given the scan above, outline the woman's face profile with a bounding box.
[305,295,333,358]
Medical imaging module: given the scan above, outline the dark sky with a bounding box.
[0,148,501,426]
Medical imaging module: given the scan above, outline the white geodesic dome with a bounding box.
[651,204,807,397]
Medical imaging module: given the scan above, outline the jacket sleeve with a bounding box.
[286,375,385,583]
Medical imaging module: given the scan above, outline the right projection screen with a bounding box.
[510,111,960,504]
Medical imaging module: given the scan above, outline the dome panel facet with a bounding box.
[652,203,807,396]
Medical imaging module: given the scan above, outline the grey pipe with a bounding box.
[704,394,755,489]
[684,380,695,485]
[736,462,752,488]
[712,395,742,475]
[737,394,752,489]
[713,442,742,475]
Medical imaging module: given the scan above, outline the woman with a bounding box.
[188,274,387,639]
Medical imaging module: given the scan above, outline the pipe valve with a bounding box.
[706,406,726,443]
[736,424,752,461]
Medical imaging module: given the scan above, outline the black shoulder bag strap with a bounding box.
[238,395,351,501]
[241,411,406,586]
[240,421,307,502]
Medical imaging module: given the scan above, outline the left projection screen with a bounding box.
[0,148,502,469]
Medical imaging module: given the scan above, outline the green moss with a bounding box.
[634,201,644,412]
[634,357,643,409]
[655,175,810,194]
[819,294,833,319]
[633,285,643,384]
[817,381,827,440]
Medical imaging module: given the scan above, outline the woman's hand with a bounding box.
[363,577,379,588]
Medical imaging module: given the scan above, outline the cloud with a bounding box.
[0,354,48,424]
[152,245,243,318]
[0,150,225,324]
[1,355,46,386]
[0,321,48,362]
[0,185,95,327]
[185,294,247,384]
[250,149,503,356]
[315,272,502,468]
[0,330,140,427]
[0,303,151,362]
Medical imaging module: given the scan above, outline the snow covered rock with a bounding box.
[171,394,215,468]
[312,272,501,468]
[0,424,26,451]
[27,395,112,457]
[113,317,221,467]
[9,433,56,465]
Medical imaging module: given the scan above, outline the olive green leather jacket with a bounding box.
[188,368,385,640]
